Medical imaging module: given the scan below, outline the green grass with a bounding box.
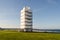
[0,30,60,40]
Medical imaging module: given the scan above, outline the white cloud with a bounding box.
[46,0,57,4]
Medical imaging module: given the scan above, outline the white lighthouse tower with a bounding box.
[20,6,32,32]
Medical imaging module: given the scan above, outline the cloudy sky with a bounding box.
[0,0,60,29]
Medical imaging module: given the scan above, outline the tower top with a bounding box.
[21,6,32,12]
[23,6,30,10]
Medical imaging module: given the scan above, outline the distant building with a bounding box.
[20,6,32,32]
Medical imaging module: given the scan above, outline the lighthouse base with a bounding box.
[20,28,32,32]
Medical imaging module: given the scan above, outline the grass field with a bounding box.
[0,30,60,40]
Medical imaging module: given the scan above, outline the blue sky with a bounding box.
[0,0,60,29]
